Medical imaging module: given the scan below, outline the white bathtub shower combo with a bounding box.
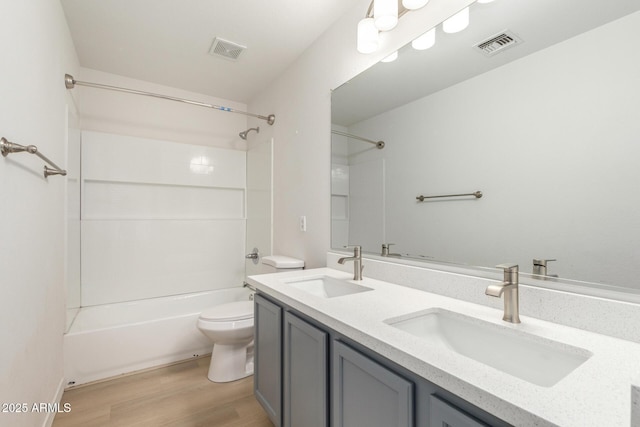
[64,131,276,386]
[64,288,251,386]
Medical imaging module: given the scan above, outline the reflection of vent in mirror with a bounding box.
[475,31,522,57]
[209,37,246,61]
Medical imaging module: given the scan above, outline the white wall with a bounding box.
[0,1,79,426]
[247,0,475,268]
[346,11,640,287]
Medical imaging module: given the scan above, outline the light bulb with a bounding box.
[374,0,398,31]
[442,7,469,33]
[357,18,379,54]
[402,0,429,10]
[381,51,398,63]
[411,28,436,50]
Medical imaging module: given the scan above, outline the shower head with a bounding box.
[239,127,260,140]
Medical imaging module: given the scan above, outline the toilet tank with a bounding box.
[260,255,304,273]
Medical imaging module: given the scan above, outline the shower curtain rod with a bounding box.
[64,74,275,125]
[331,129,385,149]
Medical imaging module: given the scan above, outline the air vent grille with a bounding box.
[209,37,246,61]
[475,31,522,57]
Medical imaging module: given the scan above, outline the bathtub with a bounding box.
[63,287,252,387]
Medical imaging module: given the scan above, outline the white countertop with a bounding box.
[247,267,640,427]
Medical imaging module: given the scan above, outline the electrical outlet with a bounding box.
[299,215,307,232]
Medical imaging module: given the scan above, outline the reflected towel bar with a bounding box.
[416,191,482,202]
[1,137,67,178]
[331,130,385,149]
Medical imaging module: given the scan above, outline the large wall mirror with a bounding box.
[331,0,640,301]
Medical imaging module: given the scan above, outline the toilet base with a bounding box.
[207,341,254,383]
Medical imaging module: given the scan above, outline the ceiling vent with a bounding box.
[209,37,246,61]
[475,30,522,57]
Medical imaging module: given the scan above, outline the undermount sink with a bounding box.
[385,308,592,387]
[284,276,373,298]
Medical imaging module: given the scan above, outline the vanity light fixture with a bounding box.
[357,17,379,54]
[357,1,475,55]
[402,0,429,11]
[411,28,436,50]
[357,0,420,54]
[374,0,399,31]
[442,7,470,33]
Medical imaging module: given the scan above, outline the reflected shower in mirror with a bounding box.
[331,0,640,299]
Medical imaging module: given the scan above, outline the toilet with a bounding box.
[197,255,304,382]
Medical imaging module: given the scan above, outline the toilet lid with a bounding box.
[200,301,253,321]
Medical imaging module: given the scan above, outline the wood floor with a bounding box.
[53,357,273,427]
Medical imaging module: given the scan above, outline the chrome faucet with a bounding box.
[381,243,401,257]
[533,258,557,280]
[338,245,364,280]
[485,263,521,324]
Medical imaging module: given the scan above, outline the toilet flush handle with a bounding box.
[245,248,260,264]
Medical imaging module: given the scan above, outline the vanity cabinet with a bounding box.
[333,340,413,427]
[254,294,282,426]
[254,292,511,427]
[283,311,328,427]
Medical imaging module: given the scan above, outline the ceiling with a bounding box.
[60,0,362,103]
[332,0,640,126]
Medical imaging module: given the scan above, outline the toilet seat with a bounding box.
[200,301,253,322]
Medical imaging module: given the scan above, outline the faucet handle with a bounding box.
[344,245,362,255]
[381,243,395,256]
[533,258,556,266]
[496,263,518,272]
[496,263,518,284]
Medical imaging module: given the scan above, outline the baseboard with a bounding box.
[42,376,66,427]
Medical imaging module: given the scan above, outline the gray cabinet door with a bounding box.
[333,340,414,427]
[283,312,328,427]
[430,395,491,427]
[254,294,282,427]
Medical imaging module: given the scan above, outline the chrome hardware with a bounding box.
[381,243,394,256]
[416,191,482,202]
[245,247,260,265]
[239,127,259,140]
[338,245,364,280]
[331,130,385,149]
[533,258,557,280]
[65,73,276,125]
[381,243,401,257]
[486,263,521,324]
[243,282,257,292]
[1,137,67,178]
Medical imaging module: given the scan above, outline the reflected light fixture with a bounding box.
[411,27,435,50]
[442,7,469,33]
[381,51,398,62]
[402,0,429,11]
[374,0,398,31]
